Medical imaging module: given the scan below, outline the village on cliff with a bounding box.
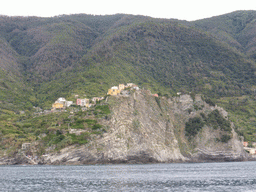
[19,82,256,161]
[51,83,143,111]
[32,82,256,156]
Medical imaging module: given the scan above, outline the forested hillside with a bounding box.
[193,11,256,60]
[0,11,256,142]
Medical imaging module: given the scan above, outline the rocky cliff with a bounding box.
[1,90,248,165]
[38,90,247,165]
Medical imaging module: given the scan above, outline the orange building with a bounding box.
[52,102,64,109]
[107,86,120,95]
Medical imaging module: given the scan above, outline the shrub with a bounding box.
[185,117,205,137]
[92,124,102,130]
[71,119,84,129]
[23,123,32,128]
[52,135,65,144]
[190,92,196,101]
[194,104,199,111]
[220,134,231,143]
[84,119,97,127]
[69,133,89,145]
[200,112,206,119]
[207,110,231,132]
[95,105,111,115]
[205,98,215,106]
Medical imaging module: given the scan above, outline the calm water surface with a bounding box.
[1,161,256,191]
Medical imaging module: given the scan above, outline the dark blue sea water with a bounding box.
[0,161,256,191]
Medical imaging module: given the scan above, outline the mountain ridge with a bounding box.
[0,11,255,103]
[1,10,256,145]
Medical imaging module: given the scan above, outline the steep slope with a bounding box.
[0,92,247,165]
[191,11,256,142]
[0,14,134,80]
[0,37,20,73]
[26,93,251,164]
[1,14,255,106]
[0,13,255,164]
[0,13,256,143]
[0,16,101,81]
[39,18,256,104]
[0,36,32,112]
[28,22,98,81]
[193,11,256,59]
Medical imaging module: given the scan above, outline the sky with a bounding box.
[1,0,256,21]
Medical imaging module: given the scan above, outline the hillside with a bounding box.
[0,36,33,112]
[193,10,256,60]
[0,11,256,152]
[0,13,255,100]
[16,15,256,105]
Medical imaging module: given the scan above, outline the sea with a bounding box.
[0,161,256,191]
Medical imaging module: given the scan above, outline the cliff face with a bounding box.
[37,90,247,165]
[0,90,247,165]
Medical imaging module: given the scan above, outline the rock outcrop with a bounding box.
[1,91,249,165]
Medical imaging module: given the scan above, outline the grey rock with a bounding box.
[1,91,249,165]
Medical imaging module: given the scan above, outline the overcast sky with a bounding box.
[1,0,256,21]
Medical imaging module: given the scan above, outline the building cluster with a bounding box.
[52,96,104,110]
[76,97,104,107]
[51,83,138,110]
[107,83,139,96]
[52,97,73,110]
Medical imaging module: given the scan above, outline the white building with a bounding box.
[111,86,119,90]
[66,101,73,107]
[57,97,66,104]
[55,97,73,108]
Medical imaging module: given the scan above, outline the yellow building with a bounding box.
[108,86,121,95]
[52,102,64,109]
[119,84,125,91]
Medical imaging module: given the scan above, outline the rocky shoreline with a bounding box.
[0,151,253,166]
[1,93,251,166]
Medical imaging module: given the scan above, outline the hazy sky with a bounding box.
[1,0,256,21]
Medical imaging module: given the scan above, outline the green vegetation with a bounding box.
[71,119,85,129]
[220,134,231,143]
[185,117,205,138]
[216,96,256,142]
[1,11,256,151]
[94,105,111,116]
[193,10,256,60]
[203,97,216,107]
[68,133,90,145]
[185,110,231,142]
[1,12,256,111]
[0,103,108,156]
[205,110,231,132]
